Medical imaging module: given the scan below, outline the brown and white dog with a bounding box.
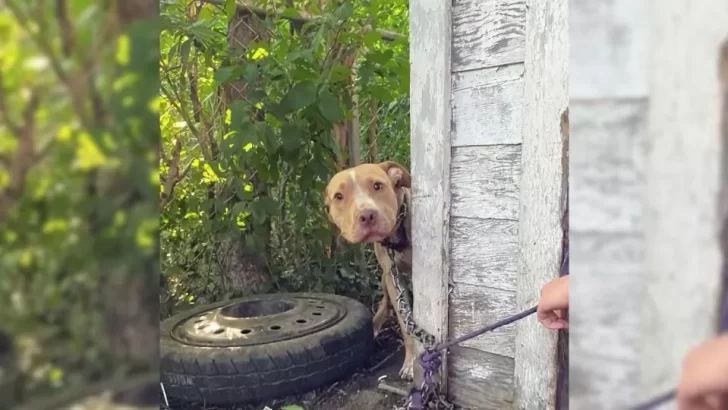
[324,161,416,380]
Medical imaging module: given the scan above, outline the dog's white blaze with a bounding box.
[348,169,379,213]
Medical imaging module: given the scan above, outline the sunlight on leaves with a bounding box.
[74,132,108,170]
[115,34,131,65]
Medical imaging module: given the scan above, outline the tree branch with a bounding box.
[0,90,42,224]
[160,138,191,209]
[205,0,405,42]
[55,0,76,58]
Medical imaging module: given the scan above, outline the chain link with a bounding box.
[386,247,454,409]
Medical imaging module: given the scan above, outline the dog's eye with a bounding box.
[334,193,343,201]
[373,182,382,191]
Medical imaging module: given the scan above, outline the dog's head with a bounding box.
[324,161,411,244]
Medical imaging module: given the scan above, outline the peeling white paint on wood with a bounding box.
[639,0,728,400]
[452,0,526,72]
[451,145,521,221]
[413,0,565,406]
[409,0,452,390]
[452,64,525,147]
[448,346,515,410]
[450,217,519,291]
[569,0,649,99]
[513,0,568,408]
[569,101,647,233]
[569,0,649,407]
[449,283,517,357]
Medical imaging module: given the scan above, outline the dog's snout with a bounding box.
[357,209,378,227]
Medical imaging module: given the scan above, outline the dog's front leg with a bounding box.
[372,272,390,337]
[383,268,416,380]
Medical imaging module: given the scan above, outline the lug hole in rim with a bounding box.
[312,312,322,316]
[270,325,282,330]
[315,305,325,309]
[240,329,252,334]
[296,319,307,324]
[213,328,225,334]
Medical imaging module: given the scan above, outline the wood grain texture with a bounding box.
[569,0,649,406]
[448,346,515,410]
[449,283,516,357]
[452,64,525,147]
[451,145,521,221]
[409,0,452,390]
[452,0,526,72]
[569,0,649,99]
[569,232,643,360]
[514,0,568,408]
[569,100,647,233]
[639,0,728,400]
[450,217,519,291]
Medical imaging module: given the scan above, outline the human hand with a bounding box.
[537,275,569,329]
[677,334,728,410]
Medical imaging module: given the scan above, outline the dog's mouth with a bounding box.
[347,225,394,244]
[360,232,388,243]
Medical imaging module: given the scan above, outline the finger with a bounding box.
[678,391,724,410]
[540,317,568,329]
[547,319,568,329]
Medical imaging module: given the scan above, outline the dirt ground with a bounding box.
[163,320,414,410]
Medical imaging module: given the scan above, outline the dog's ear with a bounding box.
[377,161,411,189]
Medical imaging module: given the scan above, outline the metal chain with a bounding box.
[387,248,453,410]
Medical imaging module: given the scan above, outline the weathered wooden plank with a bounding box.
[449,283,516,357]
[448,346,515,410]
[452,0,526,72]
[450,217,519,291]
[409,0,452,391]
[451,145,521,221]
[569,0,649,100]
[513,0,568,408]
[569,233,643,364]
[452,64,525,147]
[568,352,639,410]
[569,100,647,233]
[638,0,728,400]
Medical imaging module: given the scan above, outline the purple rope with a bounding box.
[408,307,539,409]
[627,391,677,410]
[625,263,728,410]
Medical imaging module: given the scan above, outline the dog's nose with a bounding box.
[358,209,378,227]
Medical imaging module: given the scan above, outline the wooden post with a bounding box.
[409,0,452,391]
[569,0,650,407]
[514,0,568,408]
[639,0,728,400]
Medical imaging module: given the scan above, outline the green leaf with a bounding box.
[281,8,302,19]
[280,81,317,113]
[282,405,305,410]
[333,2,355,21]
[281,122,304,154]
[214,65,239,84]
[363,30,382,48]
[317,90,343,123]
[330,64,351,83]
[224,0,237,20]
[366,49,394,65]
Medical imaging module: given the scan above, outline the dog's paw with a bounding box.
[399,357,414,380]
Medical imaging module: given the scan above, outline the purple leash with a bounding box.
[625,262,728,410]
[407,306,539,410]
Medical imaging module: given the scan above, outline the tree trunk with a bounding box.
[215,9,273,296]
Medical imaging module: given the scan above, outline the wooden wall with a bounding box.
[569,0,649,407]
[638,0,728,401]
[411,0,567,408]
[570,0,728,407]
